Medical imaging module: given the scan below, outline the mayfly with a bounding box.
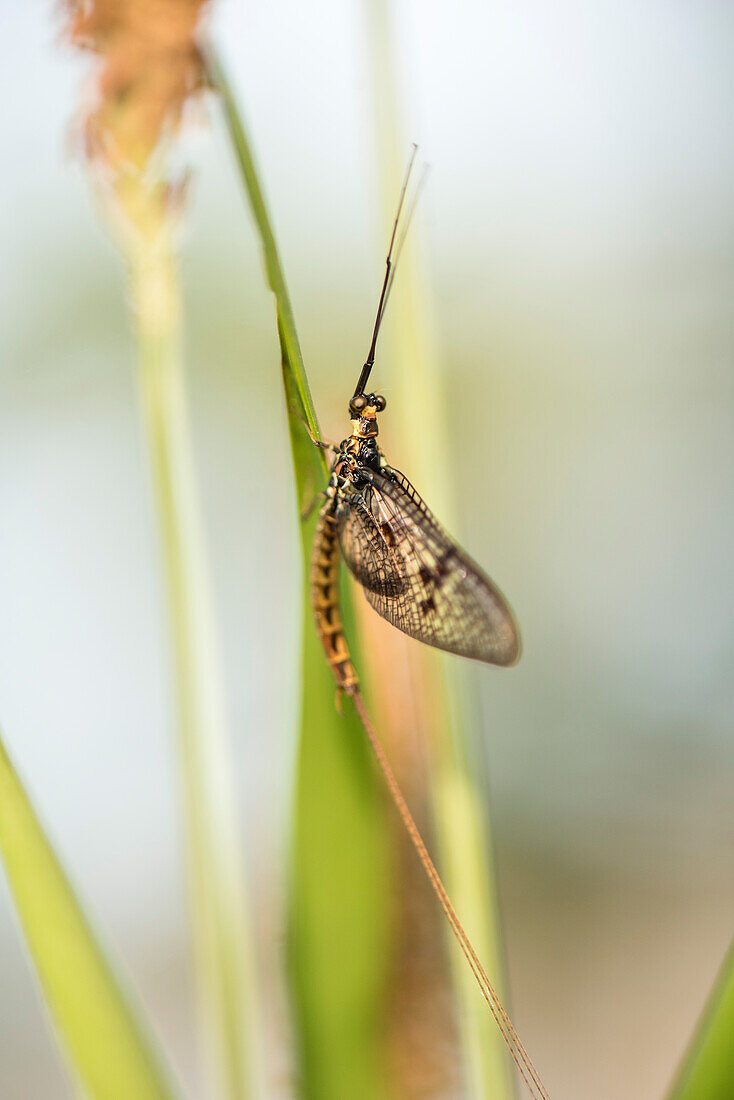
[310,149,549,1100]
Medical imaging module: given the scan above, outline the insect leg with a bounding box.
[288,404,339,453]
[300,488,328,523]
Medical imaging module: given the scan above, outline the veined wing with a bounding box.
[335,490,406,597]
[340,465,520,666]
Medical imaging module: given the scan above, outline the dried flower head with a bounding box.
[65,0,211,238]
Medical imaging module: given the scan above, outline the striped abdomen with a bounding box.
[311,499,359,694]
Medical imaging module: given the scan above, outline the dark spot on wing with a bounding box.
[380,522,396,548]
[435,547,457,579]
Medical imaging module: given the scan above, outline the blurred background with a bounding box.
[1,1,733,1097]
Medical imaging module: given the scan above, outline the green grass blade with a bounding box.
[129,232,261,1100]
[667,939,734,1100]
[208,50,392,1099]
[205,50,321,453]
[0,726,178,1100]
[288,582,392,1100]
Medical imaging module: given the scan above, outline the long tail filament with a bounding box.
[351,690,551,1100]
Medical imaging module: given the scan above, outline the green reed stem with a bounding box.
[207,49,392,1099]
[129,227,260,1100]
[206,49,322,455]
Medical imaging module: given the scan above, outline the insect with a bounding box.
[307,153,550,1100]
[311,150,520,697]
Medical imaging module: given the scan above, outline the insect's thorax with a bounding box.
[329,432,383,493]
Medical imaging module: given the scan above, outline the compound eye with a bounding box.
[373,394,387,412]
[349,394,367,416]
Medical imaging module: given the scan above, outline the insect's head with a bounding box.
[349,392,386,438]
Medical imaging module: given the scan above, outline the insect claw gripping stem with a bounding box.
[288,402,338,454]
[312,438,338,454]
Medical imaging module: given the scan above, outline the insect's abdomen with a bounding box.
[311,503,359,694]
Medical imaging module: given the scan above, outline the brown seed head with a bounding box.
[64,0,211,236]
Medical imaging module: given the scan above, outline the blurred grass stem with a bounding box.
[366,1,516,1094]
[129,226,259,1100]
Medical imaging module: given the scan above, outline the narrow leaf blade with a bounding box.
[0,728,178,1100]
[668,939,734,1100]
[209,51,393,1099]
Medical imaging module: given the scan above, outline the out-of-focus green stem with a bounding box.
[668,939,734,1100]
[128,227,260,1100]
[366,2,515,1095]
[0,726,179,1100]
[435,680,515,1099]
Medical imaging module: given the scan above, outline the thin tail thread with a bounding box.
[351,689,551,1100]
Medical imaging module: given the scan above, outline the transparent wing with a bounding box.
[341,465,520,667]
[336,492,406,597]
